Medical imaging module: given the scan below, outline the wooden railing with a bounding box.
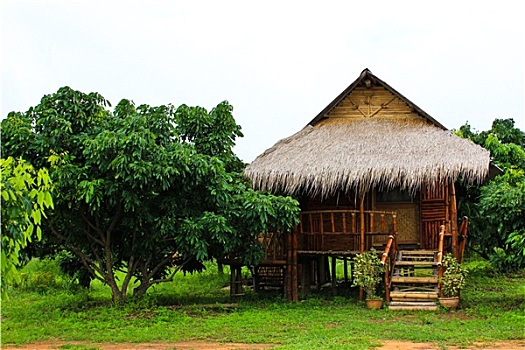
[259,231,286,263]
[381,231,398,302]
[457,216,469,263]
[296,209,397,253]
[437,224,446,296]
[259,209,398,263]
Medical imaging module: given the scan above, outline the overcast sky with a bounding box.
[2,1,524,162]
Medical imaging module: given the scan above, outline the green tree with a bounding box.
[456,118,525,271]
[1,157,54,298]
[1,87,300,301]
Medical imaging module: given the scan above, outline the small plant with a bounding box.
[440,253,468,297]
[352,248,384,299]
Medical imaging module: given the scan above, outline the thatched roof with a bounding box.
[245,69,492,197]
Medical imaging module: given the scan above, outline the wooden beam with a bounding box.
[360,195,365,253]
[292,231,298,302]
[359,194,365,301]
[331,256,337,297]
[450,181,459,259]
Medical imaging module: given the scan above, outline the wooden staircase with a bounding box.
[388,250,440,311]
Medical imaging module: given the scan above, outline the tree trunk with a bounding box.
[133,281,151,297]
[107,276,126,303]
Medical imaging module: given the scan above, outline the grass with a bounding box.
[1,258,524,350]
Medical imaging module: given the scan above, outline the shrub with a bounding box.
[352,248,384,299]
[441,254,468,297]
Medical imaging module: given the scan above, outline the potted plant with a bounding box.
[352,248,384,309]
[439,253,468,311]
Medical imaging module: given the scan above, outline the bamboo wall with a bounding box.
[420,182,449,250]
[326,86,431,123]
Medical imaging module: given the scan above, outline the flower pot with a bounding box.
[366,298,383,309]
[439,296,459,311]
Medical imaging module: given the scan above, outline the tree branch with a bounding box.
[121,255,136,295]
[80,210,103,237]
[85,228,104,247]
[48,223,106,283]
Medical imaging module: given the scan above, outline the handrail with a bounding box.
[381,226,398,302]
[381,235,395,265]
[458,216,469,263]
[436,224,445,266]
[437,224,446,297]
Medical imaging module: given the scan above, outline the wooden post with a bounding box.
[343,257,348,283]
[230,265,244,299]
[292,230,298,302]
[301,258,311,294]
[458,217,469,263]
[230,265,235,297]
[317,257,324,290]
[359,194,365,301]
[450,181,459,259]
[331,256,337,297]
[384,261,390,302]
[286,232,292,300]
[360,195,365,253]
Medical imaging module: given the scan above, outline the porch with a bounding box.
[252,207,467,304]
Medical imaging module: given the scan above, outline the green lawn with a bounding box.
[1,259,524,350]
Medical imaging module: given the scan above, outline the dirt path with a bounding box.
[2,340,524,349]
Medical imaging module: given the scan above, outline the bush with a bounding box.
[441,254,468,297]
[352,248,384,299]
[16,258,74,293]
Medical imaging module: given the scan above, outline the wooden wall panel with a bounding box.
[327,87,428,123]
[420,183,448,249]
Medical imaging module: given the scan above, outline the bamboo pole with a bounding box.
[286,232,292,300]
[360,195,365,253]
[359,194,365,301]
[437,225,445,297]
[331,256,337,296]
[343,257,348,283]
[458,217,469,263]
[292,230,298,302]
[450,181,459,259]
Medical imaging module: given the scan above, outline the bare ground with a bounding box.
[2,340,525,350]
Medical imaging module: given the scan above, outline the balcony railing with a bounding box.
[297,210,397,253]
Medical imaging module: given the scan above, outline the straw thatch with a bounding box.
[245,118,491,197]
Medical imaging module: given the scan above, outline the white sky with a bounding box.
[2,1,524,162]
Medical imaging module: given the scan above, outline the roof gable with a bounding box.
[308,68,446,130]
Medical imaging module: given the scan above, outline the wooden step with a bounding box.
[399,250,436,255]
[395,261,438,266]
[391,276,438,284]
[390,291,438,300]
[389,301,439,311]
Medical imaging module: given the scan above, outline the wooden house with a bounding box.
[237,69,494,309]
